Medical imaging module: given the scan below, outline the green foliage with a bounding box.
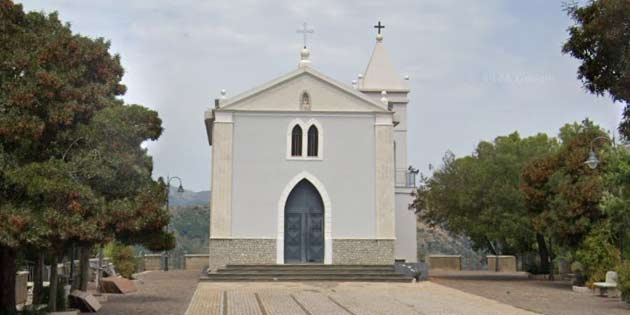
[562,0,630,138]
[0,2,170,310]
[105,241,136,279]
[600,148,630,260]
[618,261,630,302]
[576,222,621,285]
[413,132,556,254]
[171,205,210,253]
[521,120,608,247]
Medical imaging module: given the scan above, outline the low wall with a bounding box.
[428,255,461,271]
[486,255,517,272]
[15,271,28,305]
[143,254,163,271]
[185,254,209,271]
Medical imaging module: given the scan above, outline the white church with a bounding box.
[204,24,418,271]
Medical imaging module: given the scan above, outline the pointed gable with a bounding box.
[360,36,408,92]
[219,67,387,112]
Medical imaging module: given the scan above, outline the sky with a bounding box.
[19,0,623,191]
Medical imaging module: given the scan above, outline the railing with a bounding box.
[395,167,419,188]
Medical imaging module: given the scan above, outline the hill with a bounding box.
[168,186,210,206]
[417,221,485,270]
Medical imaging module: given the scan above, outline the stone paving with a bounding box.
[185,282,538,315]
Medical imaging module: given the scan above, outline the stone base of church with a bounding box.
[208,238,395,271]
[332,239,394,265]
[208,238,276,271]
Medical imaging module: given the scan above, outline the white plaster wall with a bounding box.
[210,121,233,238]
[395,191,417,262]
[393,103,408,185]
[374,117,396,239]
[230,112,376,239]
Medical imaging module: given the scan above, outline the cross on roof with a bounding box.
[374,21,385,34]
[296,22,314,48]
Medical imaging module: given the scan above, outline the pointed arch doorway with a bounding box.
[284,179,324,263]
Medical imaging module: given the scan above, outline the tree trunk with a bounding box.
[48,254,59,312]
[69,245,77,290]
[548,236,555,281]
[0,245,17,315]
[32,253,44,305]
[79,245,91,291]
[536,233,550,274]
[95,247,103,295]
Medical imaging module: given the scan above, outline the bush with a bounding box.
[105,241,137,279]
[570,261,587,286]
[576,223,621,286]
[618,261,630,303]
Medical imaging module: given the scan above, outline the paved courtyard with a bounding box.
[185,281,537,315]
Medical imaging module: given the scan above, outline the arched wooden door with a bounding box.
[284,179,324,263]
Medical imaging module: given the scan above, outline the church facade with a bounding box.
[204,27,417,270]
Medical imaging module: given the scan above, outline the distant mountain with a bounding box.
[171,204,210,254]
[167,187,211,254]
[168,186,210,206]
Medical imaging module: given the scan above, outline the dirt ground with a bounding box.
[80,270,199,315]
[431,271,630,315]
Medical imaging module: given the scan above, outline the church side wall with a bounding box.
[374,114,396,239]
[395,191,418,262]
[209,118,233,238]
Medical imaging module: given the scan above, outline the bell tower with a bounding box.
[358,22,417,262]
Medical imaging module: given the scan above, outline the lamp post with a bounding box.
[584,136,613,169]
[583,136,628,259]
[164,176,184,271]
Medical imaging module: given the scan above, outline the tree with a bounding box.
[0,2,124,311]
[0,2,172,312]
[563,0,630,138]
[521,120,608,251]
[600,145,630,259]
[413,132,557,266]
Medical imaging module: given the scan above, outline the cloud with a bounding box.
[18,0,621,190]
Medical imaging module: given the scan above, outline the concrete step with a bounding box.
[219,267,396,273]
[201,274,413,282]
[216,269,398,275]
[225,264,395,270]
[202,264,413,282]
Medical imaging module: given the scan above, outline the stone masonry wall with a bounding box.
[208,238,275,271]
[332,239,394,264]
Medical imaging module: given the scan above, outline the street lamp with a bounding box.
[584,136,612,169]
[163,176,184,271]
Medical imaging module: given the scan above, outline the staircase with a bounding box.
[201,264,413,282]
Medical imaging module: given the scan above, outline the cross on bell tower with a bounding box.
[374,21,385,35]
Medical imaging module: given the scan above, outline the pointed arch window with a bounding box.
[307,125,318,157]
[291,125,303,156]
